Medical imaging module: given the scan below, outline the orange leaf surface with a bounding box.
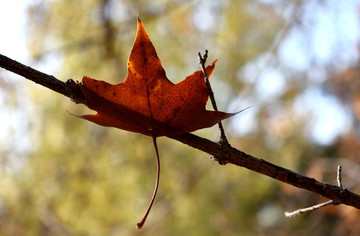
[79,18,236,137]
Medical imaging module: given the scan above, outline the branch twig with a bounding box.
[285,166,345,217]
[198,50,229,145]
[0,54,85,104]
[1,54,360,210]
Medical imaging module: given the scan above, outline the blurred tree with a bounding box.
[1,0,360,235]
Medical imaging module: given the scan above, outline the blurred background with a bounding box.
[1,0,360,235]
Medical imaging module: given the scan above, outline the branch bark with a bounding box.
[1,53,360,209]
[0,54,85,104]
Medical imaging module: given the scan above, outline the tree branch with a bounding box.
[198,50,228,144]
[1,53,360,210]
[284,166,344,217]
[0,54,85,104]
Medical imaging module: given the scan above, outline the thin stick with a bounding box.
[284,165,344,217]
[284,200,334,217]
[136,136,161,229]
[0,54,85,103]
[337,165,343,188]
[197,50,228,144]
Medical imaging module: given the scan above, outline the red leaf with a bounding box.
[77,18,240,229]
[78,18,236,137]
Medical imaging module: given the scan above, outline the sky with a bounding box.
[279,0,359,144]
[231,0,360,144]
[0,0,360,148]
[0,0,34,172]
[0,1,31,61]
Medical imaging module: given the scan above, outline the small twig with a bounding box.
[285,165,344,217]
[197,50,229,145]
[337,165,343,188]
[284,200,334,217]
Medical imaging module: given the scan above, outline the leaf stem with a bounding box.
[198,50,229,145]
[137,136,160,229]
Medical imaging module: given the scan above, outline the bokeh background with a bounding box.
[1,0,360,235]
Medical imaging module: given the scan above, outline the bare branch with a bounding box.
[284,200,334,217]
[198,50,228,145]
[337,165,343,188]
[1,53,360,210]
[284,165,347,217]
[0,54,85,104]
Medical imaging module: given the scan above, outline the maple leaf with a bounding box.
[79,19,236,137]
[77,18,238,228]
